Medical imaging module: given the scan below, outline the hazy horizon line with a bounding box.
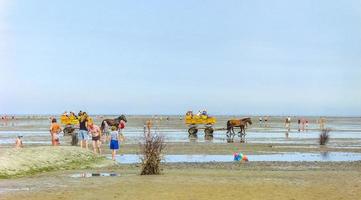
[1,113,360,118]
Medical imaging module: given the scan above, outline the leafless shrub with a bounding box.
[140,134,166,175]
[319,129,330,145]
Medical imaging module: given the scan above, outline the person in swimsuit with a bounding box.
[88,123,102,154]
[15,135,23,148]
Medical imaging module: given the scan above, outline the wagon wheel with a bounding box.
[63,126,75,136]
[204,127,214,140]
[188,127,198,138]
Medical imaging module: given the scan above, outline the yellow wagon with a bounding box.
[185,111,217,139]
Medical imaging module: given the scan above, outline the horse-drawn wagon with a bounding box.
[60,113,94,145]
[185,111,217,139]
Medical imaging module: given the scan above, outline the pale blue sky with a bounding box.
[0,0,360,115]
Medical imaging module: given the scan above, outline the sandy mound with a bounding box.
[0,146,114,178]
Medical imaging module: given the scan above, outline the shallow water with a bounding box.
[1,116,360,147]
[112,152,361,164]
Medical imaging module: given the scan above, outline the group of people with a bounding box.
[186,109,209,118]
[258,116,270,127]
[257,116,326,131]
[1,115,16,120]
[285,116,327,131]
[48,111,125,160]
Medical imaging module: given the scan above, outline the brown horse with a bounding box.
[226,117,252,142]
[100,115,127,133]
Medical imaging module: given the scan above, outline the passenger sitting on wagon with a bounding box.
[63,111,69,118]
[197,110,202,116]
[69,112,78,120]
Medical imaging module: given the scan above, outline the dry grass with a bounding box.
[0,146,113,178]
[320,129,330,145]
[140,134,166,175]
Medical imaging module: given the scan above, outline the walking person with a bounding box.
[50,118,62,146]
[78,113,89,149]
[88,123,102,154]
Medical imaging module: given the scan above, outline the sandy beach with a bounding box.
[0,116,361,199]
[1,162,360,200]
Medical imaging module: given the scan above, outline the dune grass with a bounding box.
[0,146,114,178]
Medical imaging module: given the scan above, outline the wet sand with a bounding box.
[1,162,361,200]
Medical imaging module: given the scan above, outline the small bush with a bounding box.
[319,129,330,145]
[140,134,166,175]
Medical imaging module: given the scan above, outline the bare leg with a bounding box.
[92,140,97,154]
[97,140,102,155]
[112,150,117,160]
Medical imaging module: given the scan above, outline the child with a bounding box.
[109,126,121,161]
[50,118,62,146]
[15,135,23,148]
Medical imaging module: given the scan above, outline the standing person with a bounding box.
[145,120,152,137]
[50,118,62,146]
[285,116,291,131]
[88,123,102,154]
[118,119,126,135]
[305,119,309,131]
[297,119,301,132]
[109,126,121,161]
[259,116,263,127]
[301,118,306,132]
[78,113,89,149]
[102,120,110,143]
[15,135,23,148]
[319,117,326,130]
[264,116,269,127]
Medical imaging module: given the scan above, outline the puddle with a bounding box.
[70,173,119,178]
[112,152,361,164]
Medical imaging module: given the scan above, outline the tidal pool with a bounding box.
[111,152,361,164]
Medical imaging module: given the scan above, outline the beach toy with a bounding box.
[233,153,241,161]
[242,155,249,162]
